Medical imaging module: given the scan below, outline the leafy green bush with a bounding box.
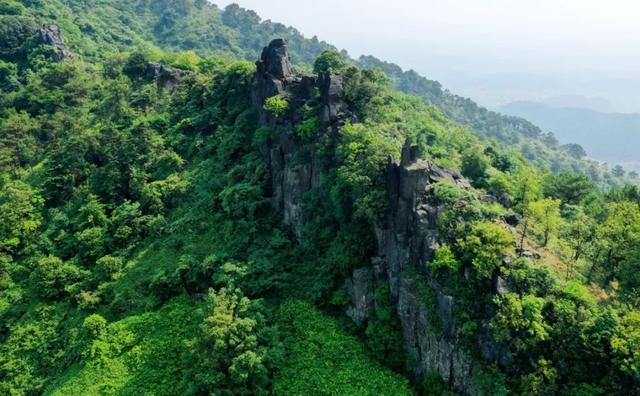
[263,95,288,117]
[458,221,513,278]
[313,49,348,74]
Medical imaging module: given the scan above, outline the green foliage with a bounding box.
[187,287,270,395]
[0,182,43,258]
[0,2,638,395]
[543,172,596,206]
[458,222,513,278]
[420,371,455,396]
[274,300,413,395]
[491,293,549,352]
[472,366,509,396]
[293,104,319,142]
[313,49,349,74]
[429,244,460,274]
[528,198,562,246]
[461,147,491,186]
[364,286,406,371]
[335,122,399,221]
[611,311,640,377]
[29,255,83,300]
[263,95,288,117]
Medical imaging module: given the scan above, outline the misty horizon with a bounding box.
[214,0,640,114]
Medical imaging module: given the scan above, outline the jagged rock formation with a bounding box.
[375,143,481,393]
[146,62,190,93]
[253,39,351,238]
[37,24,72,60]
[253,39,507,395]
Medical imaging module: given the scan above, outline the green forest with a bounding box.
[0,1,639,395]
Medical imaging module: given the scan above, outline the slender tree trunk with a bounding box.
[519,219,529,256]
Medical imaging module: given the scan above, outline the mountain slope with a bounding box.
[11,0,625,186]
[1,1,639,396]
[499,101,640,172]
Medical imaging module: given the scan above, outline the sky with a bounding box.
[213,0,640,113]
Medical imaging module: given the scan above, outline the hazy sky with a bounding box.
[214,0,640,113]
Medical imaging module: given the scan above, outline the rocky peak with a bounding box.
[257,38,293,80]
[37,24,72,61]
[253,39,351,238]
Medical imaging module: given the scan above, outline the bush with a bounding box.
[429,244,460,273]
[263,95,288,117]
[313,49,349,74]
[30,255,82,300]
[458,222,513,278]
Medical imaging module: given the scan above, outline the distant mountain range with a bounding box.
[498,101,640,172]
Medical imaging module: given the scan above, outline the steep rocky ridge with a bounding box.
[253,39,351,238]
[253,39,513,394]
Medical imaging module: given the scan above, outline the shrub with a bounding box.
[430,244,460,273]
[263,95,288,117]
[458,222,513,278]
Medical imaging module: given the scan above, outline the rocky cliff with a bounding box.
[253,39,351,239]
[253,39,497,394]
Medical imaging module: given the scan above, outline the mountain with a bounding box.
[1,1,640,395]
[499,101,640,172]
[7,0,623,184]
[537,95,614,113]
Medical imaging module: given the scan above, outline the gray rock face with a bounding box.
[146,63,190,93]
[253,39,507,395]
[345,268,374,327]
[377,141,479,394]
[37,24,72,60]
[253,39,350,238]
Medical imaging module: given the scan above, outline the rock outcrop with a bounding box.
[37,24,72,60]
[253,39,504,395]
[146,62,190,93]
[253,39,351,238]
[375,142,479,393]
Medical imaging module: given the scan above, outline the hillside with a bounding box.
[4,0,626,186]
[499,101,640,173]
[1,1,640,395]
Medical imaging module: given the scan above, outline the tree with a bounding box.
[335,122,398,221]
[612,165,626,178]
[491,292,550,352]
[611,312,640,377]
[29,255,82,300]
[263,95,288,117]
[588,201,640,285]
[0,181,43,256]
[542,173,595,206]
[561,208,596,279]
[529,198,562,247]
[429,244,460,274]
[313,49,348,74]
[512,168,542,255]
[458,222,513,278]
[618,243,640,308]
[189,287,269,395]
[460,148,491,186]
[562,143,587,159]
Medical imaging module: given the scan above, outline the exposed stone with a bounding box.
[252,39,510,395]
[37,24,72,60]
[504,212,520,227]
[498,192,513,208]
[253,39,349,238]
[345,267,374,327]
[146,62,190,93]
